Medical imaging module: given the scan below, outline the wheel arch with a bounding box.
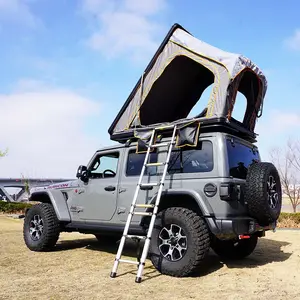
[141,189,218,233]
[29,190,71,222]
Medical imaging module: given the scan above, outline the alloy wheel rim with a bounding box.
[158,224,187,262]
[267,175,279,209]
[29,214,44,241]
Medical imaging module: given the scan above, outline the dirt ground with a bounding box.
[1,216,300,300]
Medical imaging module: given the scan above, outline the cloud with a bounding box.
[256,110,300,135]
[14,78,49,91]
[255,110,300,160]
[284,29,300,51]
[0,80,102,178]
[0,0,39,28]
[80,0,167,61]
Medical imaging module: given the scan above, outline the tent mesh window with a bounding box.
[228,69,261,130]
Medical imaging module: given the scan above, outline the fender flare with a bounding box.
[149,189,214,216]
[142,189,219,234]
[29,190,71,222]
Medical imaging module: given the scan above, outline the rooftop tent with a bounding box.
[108,23,267,142]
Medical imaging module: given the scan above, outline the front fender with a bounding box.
[30,190,71,222]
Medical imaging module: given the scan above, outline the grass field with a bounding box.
[1,216,300,300]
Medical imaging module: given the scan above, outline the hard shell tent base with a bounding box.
[108,23,267,144]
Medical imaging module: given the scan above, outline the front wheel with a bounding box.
[23,203,60,251]
[149,207,210,277]
[211,235,258,260]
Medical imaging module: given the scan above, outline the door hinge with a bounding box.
[119,188,127,194]
[117,207,126,214]
[70,206,84,213]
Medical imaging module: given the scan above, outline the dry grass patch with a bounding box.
[278,213,300,228]
[1,216,300,300]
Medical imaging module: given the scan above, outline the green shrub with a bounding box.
[0,201,33,214]
[278,212,300,223]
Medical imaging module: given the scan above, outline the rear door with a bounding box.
[116,147,159,223]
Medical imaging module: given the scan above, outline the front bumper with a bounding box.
[206,216,277,239]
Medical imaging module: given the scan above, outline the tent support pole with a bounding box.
[140,71,145,107]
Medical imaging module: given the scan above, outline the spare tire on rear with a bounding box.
[245,162,282,226]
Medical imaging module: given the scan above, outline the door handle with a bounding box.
[140,185,153,191]
[105,186,116,192]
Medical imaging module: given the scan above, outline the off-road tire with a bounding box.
[23,203,60,251]
[211,235,258,260]
[245,162,282,226]
[149,207,210,277]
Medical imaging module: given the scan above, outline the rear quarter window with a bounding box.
[168,141,213,174]
[226,139,260,179]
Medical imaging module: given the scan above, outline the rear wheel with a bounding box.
[211,235,258,260]
[23,203,60,251]
[149,207,210,277]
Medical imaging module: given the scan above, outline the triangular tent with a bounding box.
[108,23,267,143]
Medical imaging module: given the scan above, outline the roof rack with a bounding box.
[114,117,257,145]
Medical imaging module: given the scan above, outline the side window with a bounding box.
[126,150,158,176]
[168,141,213,174]
[226,139,260,179]
[89,152,119,179]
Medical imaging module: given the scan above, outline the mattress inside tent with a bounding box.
[108,23,267,143]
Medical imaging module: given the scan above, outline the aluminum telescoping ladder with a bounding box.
[110,125,177,283]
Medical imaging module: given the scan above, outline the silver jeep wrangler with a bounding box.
[23,130,281,277]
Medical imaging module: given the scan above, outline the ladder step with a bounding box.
[135,204,155,208]
[126,235,147,240]
[146,162,165,167]
[133,212,152,216]
[119,259,139,265]
[140,182,159,187]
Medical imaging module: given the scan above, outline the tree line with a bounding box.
[270,139,300,213]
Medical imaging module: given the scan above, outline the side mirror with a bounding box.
[76,165,89,183]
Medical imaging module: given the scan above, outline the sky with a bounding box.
[1,0,300,178]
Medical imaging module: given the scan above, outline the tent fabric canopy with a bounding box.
[108,23,267,141]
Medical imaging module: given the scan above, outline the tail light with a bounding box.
[220,183,242,201]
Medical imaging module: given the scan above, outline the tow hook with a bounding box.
[238,235,250,239]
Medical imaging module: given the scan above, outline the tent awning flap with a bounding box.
[108,23,268,141]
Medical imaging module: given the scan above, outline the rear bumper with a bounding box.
[206,216,276,239]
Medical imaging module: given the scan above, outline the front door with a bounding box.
[81,150,120,222]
